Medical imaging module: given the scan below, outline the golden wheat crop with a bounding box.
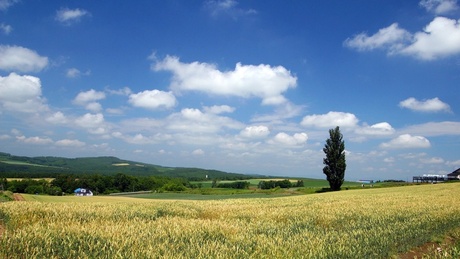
[1,183,460,258]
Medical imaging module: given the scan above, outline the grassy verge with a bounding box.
[0,191,13,202]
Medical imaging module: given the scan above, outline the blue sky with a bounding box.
[1,0,459,180]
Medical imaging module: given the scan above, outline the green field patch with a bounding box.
[0,160,57,168]
[191,178,364,189]
[124,192,292,200]
[6,178,54,182]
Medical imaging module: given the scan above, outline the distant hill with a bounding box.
[0,152,252,180]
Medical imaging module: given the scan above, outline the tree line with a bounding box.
[2,173,189,195]
[258,179,304,189]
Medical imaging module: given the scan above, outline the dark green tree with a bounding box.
[323,126,346,191]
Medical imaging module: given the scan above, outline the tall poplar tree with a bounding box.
[323,126,346,191]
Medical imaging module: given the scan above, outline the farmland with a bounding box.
[1,183,460,258]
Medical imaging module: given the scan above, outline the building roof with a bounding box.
[448,168,460,177]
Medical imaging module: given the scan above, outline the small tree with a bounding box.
[323,126,346,191]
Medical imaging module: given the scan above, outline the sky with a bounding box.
[0,0,459,181]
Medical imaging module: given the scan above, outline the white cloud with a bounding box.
[400,17,460,60]
[344,23,411,51]
[46,112,68,124]
[119,118,164,133]
[384,157,395,163]
[167,108,243,133]
[269,132,308,146]
[380,134,431,149]
[346,17,460,60]
[73,89,105,112]
[0,0,19,11]
[252,102,305,122]
[203,105,235,114]
[400,121,460,136]
[106,86,132,96]
[129,89,177,110]
[447,160,460,166]
[420,0,458,14]
[55,139,86,147]
[192,149,205,155]
[301,111,359,128]
[106,108,124,115]
[85,102,102,112]
[0,134,11,140]
[204,0,257,18]
[153,55,297,105]
[55,8,90,24]
[420,157,444,164]
[0,73,48,113]
[399,97,451,112]
[356,122,395,136]
[0,23,12,35]
[16,135,53,145]
[112,132,172,145]
[66,68,90,78]
[75,113,109,135]
[240,125,270,138]
[0,45,49,73]
[74,89,106,105]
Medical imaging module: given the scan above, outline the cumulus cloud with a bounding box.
[344,23,411,51]
[240,125,270,138]
[73,89,106,112]
[447,160,460,166]
[106,86,132,96]
[0,45,48,73]
[74,89,105,104]
[153,55,297,105]
[55,139,86,147]
[66,68,90,78]
[0,73,48,113]
[55,8,90,25]
[16,135,53,145]
[0,23,12,35]
[346,17,460,60]
[420,0,458,14]
[75,113,109,135]
[400,17,460,60]
[400,121,460,136]
[192,149,205,155]
[420,156,445,164]
[75,113,104,128]
[356,122,395,136]
[399,97,451,112]
[129,89,177,110]
[269,132,308,146]
[380,134,431,149]
[203,105,235,114]
[112,132,172,145]
[167,108,243,134]
[301,111,359,128]
[252,102,305,122]
[46,112,68,124]
[119,118,164,133]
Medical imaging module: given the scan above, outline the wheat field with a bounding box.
[1,183,460,258]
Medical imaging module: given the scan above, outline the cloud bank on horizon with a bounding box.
[0,0,459,180]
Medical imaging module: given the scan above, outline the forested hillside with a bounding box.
[0,152,252,180]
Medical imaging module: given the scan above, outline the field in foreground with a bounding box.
[1,183,460,258]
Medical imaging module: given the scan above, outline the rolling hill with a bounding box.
[0,152,252,180]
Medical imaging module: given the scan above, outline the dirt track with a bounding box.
[13,193,25,201]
